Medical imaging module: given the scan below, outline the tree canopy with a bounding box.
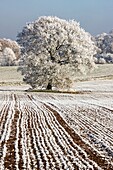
[17,16,97,90]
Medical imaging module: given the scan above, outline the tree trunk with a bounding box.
[47,82,52,90]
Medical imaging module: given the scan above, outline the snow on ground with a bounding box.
[0,84,30,91]
[74,79,113,92]
[0,79,113,169]
[0,65,113,169]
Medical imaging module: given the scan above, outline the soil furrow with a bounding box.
[44,103,113,169]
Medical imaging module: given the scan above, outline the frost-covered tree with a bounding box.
[17,16,97,90]
[0,38,20,66]
[0,38,20,59]
[94,29,113,63]
[0,47,16,66]
[95,32,113,54]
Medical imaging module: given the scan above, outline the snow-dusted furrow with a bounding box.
[0,95,17,170]
[34,96,112,169]
[25,102,76,169]
[22,94,96,169]
[1,92,113,170]
[75,105,113,149]
[26,105,45,168]
[37,106,77,169]
[30,106,61,169]
[15,105,21,170]
[0,94,8,124]
[63,104,113,146]
[20,109,30,169]
[0,94,19,169]
[28,96,101,169]
[32,93,113,169]
[46,100,113,155]
[44,103,111,169]
[0,94,13,139]
[41,105,97,169]
[0,103,10,140]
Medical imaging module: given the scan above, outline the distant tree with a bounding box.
[17,16,97,90]
[0,47,16,66]
[0,38,20,66]
[94,30,113,63]
[0,38,20,59]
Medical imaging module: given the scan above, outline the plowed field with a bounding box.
[0,91,113,170]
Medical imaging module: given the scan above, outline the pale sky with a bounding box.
[0,0,113,40]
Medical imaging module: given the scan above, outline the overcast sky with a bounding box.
[0,0,113,40]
